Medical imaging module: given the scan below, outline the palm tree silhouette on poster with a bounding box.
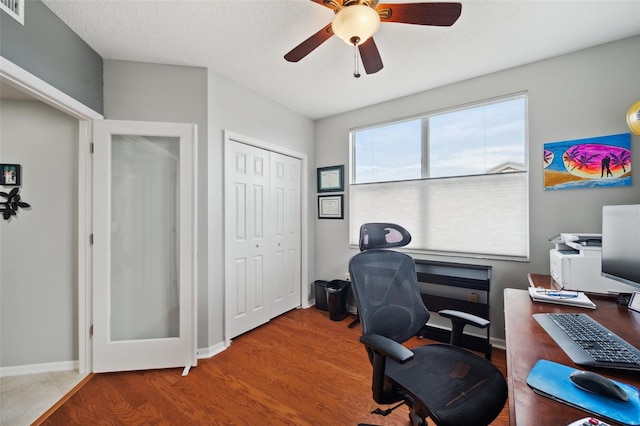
[563,146,599,172]
[610,150,631,174]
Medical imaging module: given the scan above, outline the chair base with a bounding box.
[409,409,427,426]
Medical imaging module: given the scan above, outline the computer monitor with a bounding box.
[601,204,640,290]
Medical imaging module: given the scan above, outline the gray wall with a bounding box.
[103,60,211,349]
[314,35,640,341]
[103,60,315,351]
[2,11,637,365]
[0,99,78,366]
[206,70,316,347]
[0,0,103,114]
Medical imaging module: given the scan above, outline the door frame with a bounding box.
[223,130,310,346]
[1,57,102,374]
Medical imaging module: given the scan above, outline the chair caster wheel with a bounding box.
[409,411,426,426]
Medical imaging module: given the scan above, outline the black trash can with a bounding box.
[326,279,350,321]
[314,280,329,311]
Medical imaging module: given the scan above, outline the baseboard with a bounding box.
[197,341,227,359]
[491,337,506,351]
[0,360,78,378]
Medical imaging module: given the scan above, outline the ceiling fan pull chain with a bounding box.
[353,40,361,78]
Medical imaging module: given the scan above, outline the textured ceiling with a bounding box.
[41,0,640,120]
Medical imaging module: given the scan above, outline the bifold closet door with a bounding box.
[225,141,273,338]
[270,152,302,319]
[225,140,302,339]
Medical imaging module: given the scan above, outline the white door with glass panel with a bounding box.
[92,120,197,373]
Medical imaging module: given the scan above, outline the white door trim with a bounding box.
[223,130,309,346]
[0,57,102,374]
[0,58,102,121]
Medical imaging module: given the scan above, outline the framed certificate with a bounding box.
[318,194,343,219]
[317,165,344,192]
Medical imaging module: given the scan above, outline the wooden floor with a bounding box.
[38,308,509,425]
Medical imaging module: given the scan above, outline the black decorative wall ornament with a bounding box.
[1,187,31,220]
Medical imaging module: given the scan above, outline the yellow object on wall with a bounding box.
[627,100,640,136]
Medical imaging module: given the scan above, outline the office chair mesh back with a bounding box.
[349,224,507,426]
[349,249,430,344]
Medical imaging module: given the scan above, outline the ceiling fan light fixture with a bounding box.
[332,5,380,45]
[627,100,640,136]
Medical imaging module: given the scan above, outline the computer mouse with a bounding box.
[569,370,629,402]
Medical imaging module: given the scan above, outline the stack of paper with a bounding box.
[528,287,597,309]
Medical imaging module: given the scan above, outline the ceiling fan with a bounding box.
[284,0,462,77]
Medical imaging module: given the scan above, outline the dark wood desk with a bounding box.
[504,274,640,425]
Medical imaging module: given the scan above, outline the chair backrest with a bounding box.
[349,224,429,344]
[358,222,412,251]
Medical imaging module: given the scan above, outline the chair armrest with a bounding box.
[359,333,414,364]
[439,309,490,329]
[439,309,490,349]
[360,333,414,405]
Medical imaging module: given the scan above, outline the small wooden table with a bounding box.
[504,274,640,425]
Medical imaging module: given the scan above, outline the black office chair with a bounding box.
[349,223,507,426]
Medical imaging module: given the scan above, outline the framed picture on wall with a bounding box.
[317,165,344,192]
[1,164,21,186]
[543,133,631,190]
[318,194,343,219]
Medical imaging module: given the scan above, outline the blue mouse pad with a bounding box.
[527,359,640,426]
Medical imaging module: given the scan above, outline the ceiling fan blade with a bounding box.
[284,23,334,63]
[309,0,335,9]
[377,2,462,26]
[358,38,383,74]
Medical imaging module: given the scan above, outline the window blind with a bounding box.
[349,171,529,259]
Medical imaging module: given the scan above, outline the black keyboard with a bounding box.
[533,312,640,371]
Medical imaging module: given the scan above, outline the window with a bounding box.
[350,94,529,260]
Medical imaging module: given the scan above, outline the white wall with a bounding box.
[0,100,78,366]
[103,61,315,351]
[314,35,640,341]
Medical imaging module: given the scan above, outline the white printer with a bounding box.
[549,233,636,294]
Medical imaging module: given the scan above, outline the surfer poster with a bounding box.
[543,133,631,190]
